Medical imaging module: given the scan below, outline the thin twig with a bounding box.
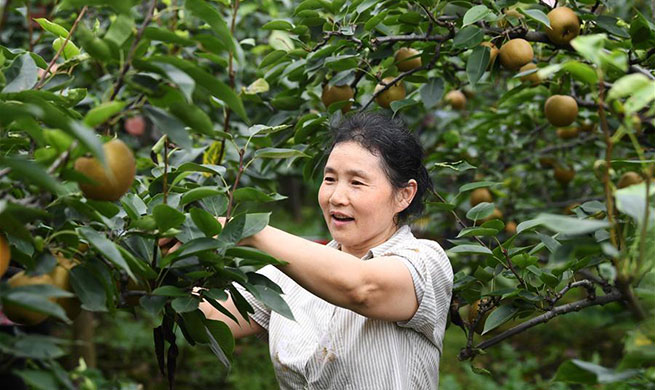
[109,0,157,101]
[225,149,245,219]
[218,0,240,165]
[35,6,88,89]
[371,33,450,45]
[47,142,77,175]
[360,43,443,111]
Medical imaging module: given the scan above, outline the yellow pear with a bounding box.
[445,90,467,110]
[546,7,580,45]
[554,165,575,185]
[618,171,643,189]
[74,139,136,201]
[480,42,499,66]
[0,234,9,278]
[50,254,81,321]
[394,47,422,72]
[499,39,533,70]
[321,84,354,113]
[4,272,54,325]
[374,77,406,109]
[470,188,492,207]
[519,63,541,85]
[544,95,578,127]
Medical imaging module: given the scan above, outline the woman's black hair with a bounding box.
[328,111,433,224]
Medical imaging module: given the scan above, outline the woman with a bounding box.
[201,112,453,389]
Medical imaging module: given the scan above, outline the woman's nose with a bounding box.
[329,183,348,206]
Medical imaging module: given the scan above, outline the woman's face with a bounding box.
[318,141,415,257]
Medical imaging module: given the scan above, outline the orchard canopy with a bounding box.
[0,0,654,388]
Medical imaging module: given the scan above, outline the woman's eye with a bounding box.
[324,177,335,182]
[352,181,363,186]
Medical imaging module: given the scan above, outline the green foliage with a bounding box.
[0,0,654,388]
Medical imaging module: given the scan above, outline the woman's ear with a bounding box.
[396,179,418,211]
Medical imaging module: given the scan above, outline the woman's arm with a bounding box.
[198,292,265,339]
[246,225,419,322]
[161,238,266,339]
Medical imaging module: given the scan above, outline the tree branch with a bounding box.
[360,43,443,111]
[458,289,623,360]
[109,0,157,101]
[371,33,450,45]
[35,6,88,89]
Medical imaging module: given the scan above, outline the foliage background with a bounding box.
[0,0,654,389]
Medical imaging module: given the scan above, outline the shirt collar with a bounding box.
[326,225,413,260]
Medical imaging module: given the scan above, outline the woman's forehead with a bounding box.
[325,142,384,172]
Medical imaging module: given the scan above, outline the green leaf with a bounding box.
[83,101,126,127]
[164,237,226,264]
[34,18,69,38]
[69,265,108,312]
[78,227,135,280]
[526,214,610,235]
[420,78,444,109]
[596,15,629,38]
[624,81,655,113]
[143,105,192,150]
[554,360,599,384]
[561,61,598,86]
[147,56,248,123]
[482,305,518,335]
[519,8,550,28]
[615,182,655,225]
[456,227,498,238]
[262,20,294,31]
[185,0,236,53]
[608,74,651,101]
[570,34,606,68]
[180,310,210,343]
[104,14,134,46]
[153,204,186,231]
[144,27,195,46]
[448,244,493,255]
[630,11,655,50]
[201,195,228,216]
[242,213,270,239]
[171,296,200,313]
[190,207,222,237]
[254,148,309,159]
[453,26,484,49]
[467,45,489,85]
[462,5,490,27]
[168,101,214,136]
[234,187,287,203]
[181,187,223,206]
[205,319,234,368]
[3,285,72,323]
[466,202,495,220]
[2,54,38,92]
[15,370,58,389]
[459,181,497,193]
[226,247,284,266]
[242,281,295,321]
[0,157,66,195]
[152,285,187,297]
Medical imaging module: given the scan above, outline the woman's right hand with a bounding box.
[158,237,182,255]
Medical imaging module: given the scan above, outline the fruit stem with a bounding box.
[218,0,240,166]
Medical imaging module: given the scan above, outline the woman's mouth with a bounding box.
[330,212,354,226]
